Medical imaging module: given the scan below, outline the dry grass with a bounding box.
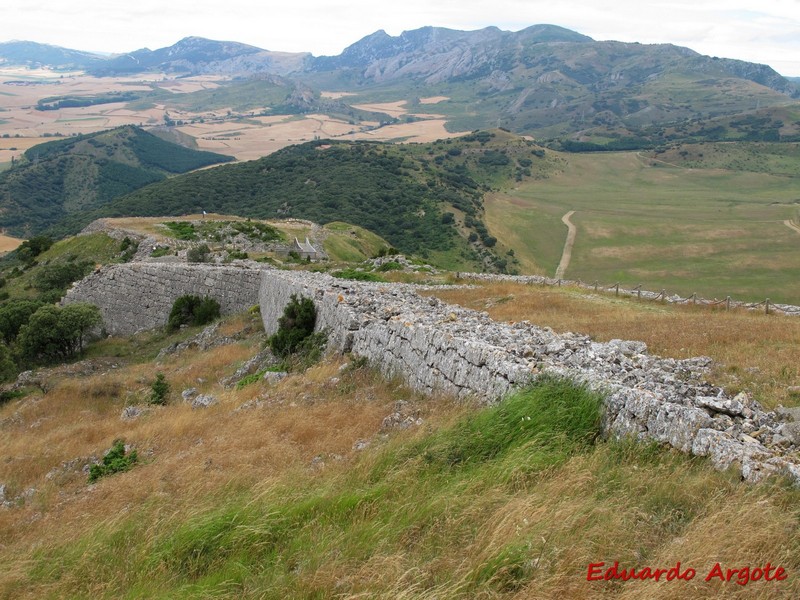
[1,303,799,598]
[0,234,23,253]
[425,281,800,408]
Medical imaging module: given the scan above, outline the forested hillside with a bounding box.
[51,131,554,271]
[0,127,233,237]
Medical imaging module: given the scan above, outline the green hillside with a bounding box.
[51,131,557,272]
[0,126,233,237]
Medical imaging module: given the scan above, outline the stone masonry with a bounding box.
[63,263,263,335]
[64,263,800,484]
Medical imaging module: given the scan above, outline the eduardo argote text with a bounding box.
[587,561,788,586]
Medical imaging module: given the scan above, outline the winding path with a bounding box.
[554,210,577,279]
[784,220,800,236]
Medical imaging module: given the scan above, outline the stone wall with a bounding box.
[260,270,800,485]
[65,263,800,484]
[63,263,264,335]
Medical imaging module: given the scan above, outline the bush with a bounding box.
[15,303,102,364]
[187,244,211,263]
[149,373,170,405]
[268,294,317,359]
[332,269,386,282]
[376,261,403,272]
[33,261,93,294]
[88,439,138,483]
[167,295,221,331]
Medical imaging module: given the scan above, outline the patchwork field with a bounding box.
[487,151,800,304]
[0,69,468,162]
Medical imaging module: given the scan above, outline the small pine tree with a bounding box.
[150,373,170,405]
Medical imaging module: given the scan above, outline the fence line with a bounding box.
[454,273,800,317]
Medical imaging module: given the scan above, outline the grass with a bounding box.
[1,253,800,597]
[486,150,800,303]
[1,328,799,598]
[426,280,800,409]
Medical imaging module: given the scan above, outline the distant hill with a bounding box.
[0,40,105,70]
[90,37,310,77]
[49,131,555,272]
[0,126,233,236]
[2,28,798,143]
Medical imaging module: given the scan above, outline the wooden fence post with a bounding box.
[614,282,619,296]
[766,298,770,315]
[636,284,642,300]
[594,281,598,292]
[726,296,731,311]
[661,289,666,303]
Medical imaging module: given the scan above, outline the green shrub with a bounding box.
[33,261,93,294]
[167,295,221,331]
[151,246,171,258]
[165,221,197,240]
[149,373,170,405]
[332,269,385,282]
[187,244,211,263]
[268,294,317,358]
[88,439,138,483]
[376,261,403,272]
[226,249,248,261]
[15,303,102,364]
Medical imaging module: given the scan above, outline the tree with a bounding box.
[268,294,316,358]
[0,299,44,344]
[16,303,101,364]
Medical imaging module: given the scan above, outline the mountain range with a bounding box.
[2,26,797,142]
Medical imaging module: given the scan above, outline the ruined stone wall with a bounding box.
[260,271,800,485]
[64,263,800,484]
[63,263,264,335]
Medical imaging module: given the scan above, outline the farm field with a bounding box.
[486,151,800,304]
[0,68,467,161]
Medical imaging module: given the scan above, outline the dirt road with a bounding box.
[554,210,577,279]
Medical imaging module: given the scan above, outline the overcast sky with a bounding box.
[5,1,800,76]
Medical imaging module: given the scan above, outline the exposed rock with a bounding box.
[262,371,288,383]
[181,388,198,401]
[381,400,423,431]
[121,405,147,421]
[191,394,217,409]
[353,439,370,451]
[220,348,275,388]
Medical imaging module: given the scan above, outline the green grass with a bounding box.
[322,222,388,262]
[10,372,800,598]
[487,150,800,303]
[12,377,606,597]
[1,233,120,300]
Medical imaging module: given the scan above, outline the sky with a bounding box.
[4,0,800,76]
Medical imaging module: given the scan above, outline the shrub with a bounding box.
[33,261,93,294]
[15,303,102,364]
[376,261,403,272]
[167,295,221,331]
[88,439,138,483]
[149,373,170,405]
[269,294,317,358]
[151,246,172,258]
[187,244,211,263]
[332,269,386,282]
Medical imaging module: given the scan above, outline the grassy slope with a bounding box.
[485,150,800,303]
[1,295,799,598]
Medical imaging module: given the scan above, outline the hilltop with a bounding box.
[49,130,556,273]
[0,126,233,237]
